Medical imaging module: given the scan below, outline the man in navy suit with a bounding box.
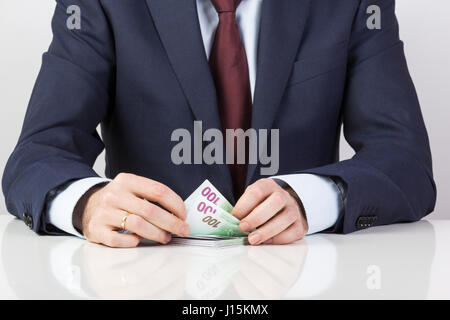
[2,0,436,247]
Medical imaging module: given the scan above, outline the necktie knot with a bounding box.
[211,0,242,14]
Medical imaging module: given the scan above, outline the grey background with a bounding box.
[0,0,448,218]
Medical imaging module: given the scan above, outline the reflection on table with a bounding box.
[1,218,435,299]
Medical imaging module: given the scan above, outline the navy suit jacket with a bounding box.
[2,0,436,235]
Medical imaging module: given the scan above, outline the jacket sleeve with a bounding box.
[300,0,436,233]
[1,0,115,234]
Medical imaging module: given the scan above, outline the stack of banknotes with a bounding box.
[171,180,249,247]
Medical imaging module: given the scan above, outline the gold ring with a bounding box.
[120,212,131,231]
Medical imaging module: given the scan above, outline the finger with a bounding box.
[239,191,287,232]
[247,207,298,245]
[232,178,279,220]
[103,208,174,244]
[99,227,142,248]
[269,219,307,245]
[123,213,172,244]
[112,192,189,237]
[116,173,186,220]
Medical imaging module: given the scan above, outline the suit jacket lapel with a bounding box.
[145,0,234,201]
[145,0,222,132]
[247,0,312,184]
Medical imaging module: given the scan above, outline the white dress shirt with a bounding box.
[48,0,341,238]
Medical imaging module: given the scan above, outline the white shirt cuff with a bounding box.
[272,174,342,234]
[47,177,111,238]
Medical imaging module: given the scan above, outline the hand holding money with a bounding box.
[78,173,189,248]
[177,178,308,247]
[231,178,308,245]
[78,173,306,248]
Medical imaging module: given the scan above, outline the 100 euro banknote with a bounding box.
[184,180,248,237]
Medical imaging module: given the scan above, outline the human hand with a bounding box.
[76,173,189,248]
[232,179,308,245]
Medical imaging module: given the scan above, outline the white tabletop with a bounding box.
[0,215,449,299]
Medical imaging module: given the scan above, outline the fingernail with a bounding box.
[240,221,250,232]
[248,233,261,245]
[181,225,190,237]
[264,239,273,245]
[165,234,172,243]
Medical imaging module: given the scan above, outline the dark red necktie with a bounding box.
[209,0,253,199]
